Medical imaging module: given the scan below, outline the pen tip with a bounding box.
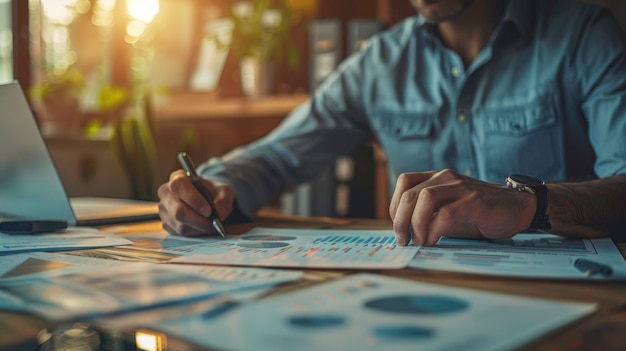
[213,219,227,238]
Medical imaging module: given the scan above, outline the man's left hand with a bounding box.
[389,169,536,246]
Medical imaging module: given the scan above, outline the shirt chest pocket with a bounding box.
[484,104,556,135]
[373,108,437,139]
[372,109,437,173]
[478,101,563,182]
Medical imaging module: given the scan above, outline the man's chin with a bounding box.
[419,10,451,24]
[415,0,475,23]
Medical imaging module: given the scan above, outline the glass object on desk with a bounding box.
[36,322,207,351]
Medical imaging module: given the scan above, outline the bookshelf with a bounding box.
[181,0,415,96]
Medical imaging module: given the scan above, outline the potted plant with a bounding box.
[108,95,158,201]
[30,68,85,137]
[229,0,299,96]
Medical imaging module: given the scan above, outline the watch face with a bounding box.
[509,174,544,186]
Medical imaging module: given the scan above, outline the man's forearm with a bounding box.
[547,175,626,240]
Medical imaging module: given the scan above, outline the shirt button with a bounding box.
[463,167,472,176]
[457,113,467,123]
[451,67,461,77]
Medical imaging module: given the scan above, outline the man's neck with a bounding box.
[436,0,504,68]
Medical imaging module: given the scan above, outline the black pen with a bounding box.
[177,152,227,238]
[574,258,613,277]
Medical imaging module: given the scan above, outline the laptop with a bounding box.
[0,81,160,226]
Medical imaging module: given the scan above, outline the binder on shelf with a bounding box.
[334,20,385,218]
[347,19,385,54]
[309,19,342,93]
[281,19,342,217]
[281,19,383,218]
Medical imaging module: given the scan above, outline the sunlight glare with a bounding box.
[127,0,159,23]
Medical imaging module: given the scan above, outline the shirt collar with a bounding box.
[414,16,436,43]
[499,0,533,43]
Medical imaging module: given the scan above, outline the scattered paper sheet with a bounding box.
[153,273,595,351]
[0,227,131,254]
[0,255,303,321]
[169,227,420,269]
[111,231,208,251]
[98,287,273,331]
[410,233,626,279]
[0,252,128,278]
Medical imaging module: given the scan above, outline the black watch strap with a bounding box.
[505,174,551,231]
[529,186,551,230]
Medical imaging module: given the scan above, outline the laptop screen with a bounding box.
[0,82,77,224]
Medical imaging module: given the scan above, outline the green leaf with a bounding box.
[83,119,105,139]
[98,86,130,113]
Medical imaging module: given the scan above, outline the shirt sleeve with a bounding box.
[574,8,626,178]
[197,52,374,218]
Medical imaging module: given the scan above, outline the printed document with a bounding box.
[0,227,131,254]
[410,233,626,279]
[154,273,595,351]
[169,227,420,269]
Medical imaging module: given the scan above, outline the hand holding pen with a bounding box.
[177,152,227,238]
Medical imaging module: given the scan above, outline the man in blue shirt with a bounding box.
[158,0,626,246]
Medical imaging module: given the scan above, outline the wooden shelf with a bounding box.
[154,92,309,122]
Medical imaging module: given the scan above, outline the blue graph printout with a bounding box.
[169,227,420,269]
[409,233,626,280]
[146,273,595,351]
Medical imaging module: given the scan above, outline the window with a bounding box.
[0,0,12,83]
[26,0,162,137]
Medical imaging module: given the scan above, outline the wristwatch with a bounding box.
[505,174,551,231]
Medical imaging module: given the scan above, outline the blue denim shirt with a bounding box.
[199,0,626,217]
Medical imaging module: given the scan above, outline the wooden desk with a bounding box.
[2,215,626,351]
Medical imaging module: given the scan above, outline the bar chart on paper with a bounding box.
[169,228,419,269]
[409,233,626,279]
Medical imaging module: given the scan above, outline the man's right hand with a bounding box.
[157,169,235,237]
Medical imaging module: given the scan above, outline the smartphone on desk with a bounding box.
[0,218,67,234]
